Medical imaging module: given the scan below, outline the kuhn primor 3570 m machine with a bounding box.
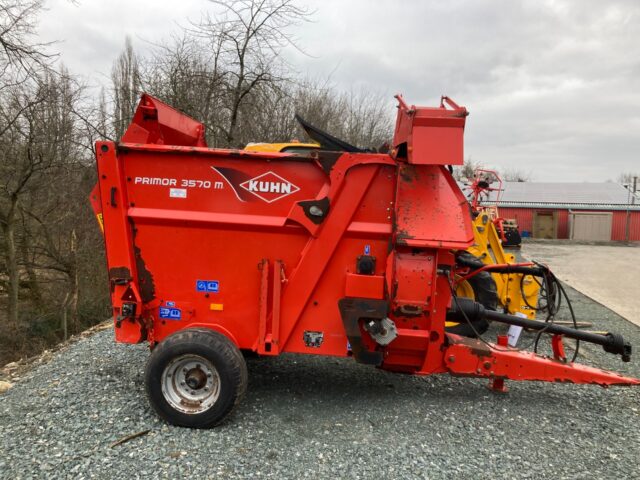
[91,93,638,428]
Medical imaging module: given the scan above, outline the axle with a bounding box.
[447,297,633,362]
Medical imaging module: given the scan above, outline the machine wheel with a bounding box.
[447,253,498,337]
[145,328,248,428]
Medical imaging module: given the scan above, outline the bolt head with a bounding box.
[309,206,323,217]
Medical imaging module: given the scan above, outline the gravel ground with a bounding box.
[1,285,639,480]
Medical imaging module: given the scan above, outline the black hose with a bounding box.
[447,297,630,361]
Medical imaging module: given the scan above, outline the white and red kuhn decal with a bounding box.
[239,171,300,203]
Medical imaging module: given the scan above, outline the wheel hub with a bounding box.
[185,368,207,390]
[161,354,221,414]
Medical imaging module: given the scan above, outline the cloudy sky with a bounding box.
[38,0,639,182]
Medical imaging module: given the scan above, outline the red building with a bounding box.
[488,182,640,241]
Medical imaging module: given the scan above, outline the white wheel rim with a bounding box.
[161,354,221,414]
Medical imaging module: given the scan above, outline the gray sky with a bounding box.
[38,0,640,181]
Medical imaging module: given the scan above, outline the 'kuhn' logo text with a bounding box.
[240,171,300,203]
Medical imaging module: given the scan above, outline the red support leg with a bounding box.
[551,334,567,362]
[489,335,509,393]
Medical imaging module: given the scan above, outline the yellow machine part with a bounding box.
[445,276,476,328]
[244,142,320,154]
[467,212,540,319]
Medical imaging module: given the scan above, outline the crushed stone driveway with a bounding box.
[1,283,639,479]
[522,242,640,327]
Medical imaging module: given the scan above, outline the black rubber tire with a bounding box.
[502,227,522,248]
[145,328,248,428]
[448,252,498,337]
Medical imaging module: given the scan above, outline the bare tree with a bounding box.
[289,81,392,149]
[500,168,531,182]
[138,32,228,146]
[194,0,311,146]
[0,1,112,362]
[113,1,312,148]
[0,0,56,143]
[228,77,393,149]
[0,0,55,83]
[125,38,393,149]
[0,69,81,330]
[453,158,484,182]
[617,172,639,185]
[0,83,47,327]
[111,36,141,139]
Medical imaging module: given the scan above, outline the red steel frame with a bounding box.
[92,93,638,388]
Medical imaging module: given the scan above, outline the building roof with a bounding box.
[465,182,640,211]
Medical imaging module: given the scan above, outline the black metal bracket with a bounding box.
[338,297,388,365]
[297,196,330,224]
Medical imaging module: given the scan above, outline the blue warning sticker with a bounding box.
[196,280,220,293]
[364,244,371,255]
[159,307,182,320]
[165,301,175,307]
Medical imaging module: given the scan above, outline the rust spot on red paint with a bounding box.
[399,165,418,182]
[108,267,132,281]
[396,230,415,246]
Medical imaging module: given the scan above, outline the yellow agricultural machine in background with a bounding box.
[447,170,544,336]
